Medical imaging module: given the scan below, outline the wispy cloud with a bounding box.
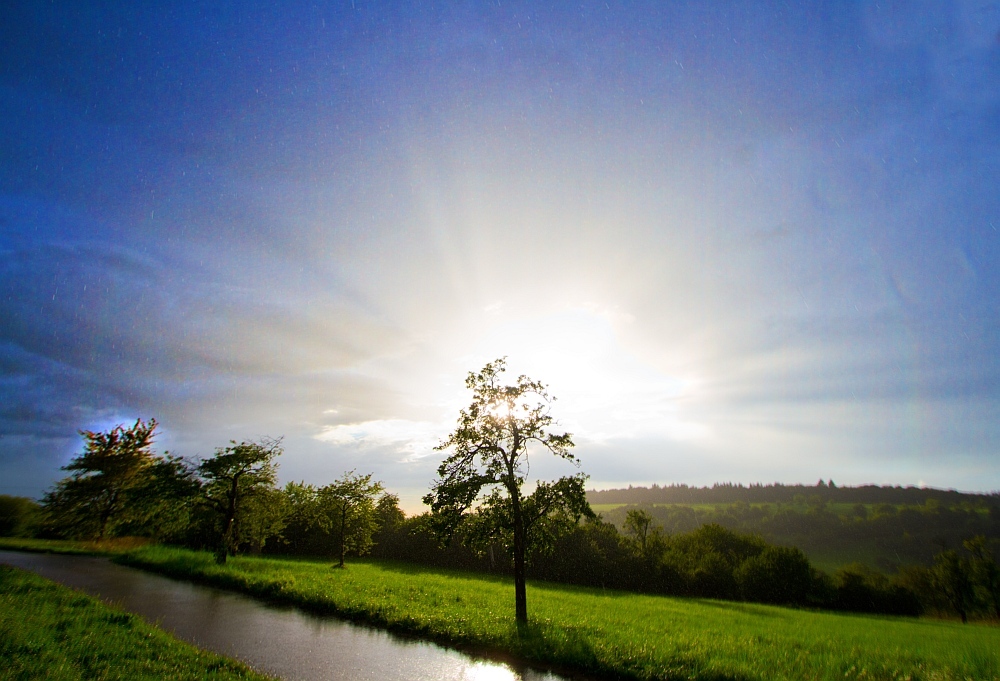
[314,419,447,462]
[3,1,1000,501]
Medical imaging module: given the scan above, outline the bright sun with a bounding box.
[460,306,708,444]
[315,305,709,468]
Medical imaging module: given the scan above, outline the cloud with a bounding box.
[4,1,1000,500]
[314,419,447,462]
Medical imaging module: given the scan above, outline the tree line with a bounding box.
[5,466,999,622]
[7,419,390,568]
[1,359,592,622]
[589,481,1000,507]
[1,360,998,623]
[370,506,1000,621]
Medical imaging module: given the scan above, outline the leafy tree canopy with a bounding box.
[0,495,41,538]
[198,437,283,563]
[318,470,384,568]
[424,357,593,622]
[42,419,161,539]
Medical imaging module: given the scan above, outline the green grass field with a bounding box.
[0,536,152,556]
[590,503,628,513]
[591,502,725,513]
[116,545,1000,681]
[0,564,272,680]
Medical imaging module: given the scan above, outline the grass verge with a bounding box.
[0,536,150,556]
[118,545,1000,681]
[0,563,273,680]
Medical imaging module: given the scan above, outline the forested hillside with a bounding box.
[589,481,998,506]
[588,482,1000,571]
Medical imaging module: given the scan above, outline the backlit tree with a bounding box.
[424,358,593,623]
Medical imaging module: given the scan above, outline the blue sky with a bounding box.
[2,1,999,509]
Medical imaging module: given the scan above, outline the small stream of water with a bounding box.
[1,550,583,681]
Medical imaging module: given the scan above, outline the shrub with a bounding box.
[735,545,812,604]
[0,495,41,537]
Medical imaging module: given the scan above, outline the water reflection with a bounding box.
[0,551,575,681]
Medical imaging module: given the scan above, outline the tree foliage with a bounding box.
[964,535,1000,619]
[0,495,41,537]
[934,549,976,623]
[735,545,813,604]
[597,492,1000,571]
[42,419,162,539]
[375,492,405,533]
[278,481,326,555]
[273,476,392,563]
[197,437,283,563]
[238,486,289,554]
[33,414,998,622]
[318,471,384,568]
[624,508,664,558]
[424,358,593,622]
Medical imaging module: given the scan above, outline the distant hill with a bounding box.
[587,482,999,507]
[586,482,1000,572]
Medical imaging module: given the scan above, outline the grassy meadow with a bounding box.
[0,536,151,556]
[115,545,999,681]
[0,563,272,681]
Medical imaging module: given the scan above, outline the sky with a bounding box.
[2,1,999,510]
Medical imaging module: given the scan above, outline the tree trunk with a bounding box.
[217,479,239,564]
[990,578,1000,620]
[217,515,234,564]
[338,504,346,568]
[513,537,527,623]
[512,495,527,623]
[98,491,117,540]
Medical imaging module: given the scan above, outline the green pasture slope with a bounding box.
[0,564,272,681]
[119,546,999,681]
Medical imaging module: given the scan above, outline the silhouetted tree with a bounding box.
[934,549,976,623]
[370,491,405,550]
[279,481,325,555]
[964,535,1000,619]
[424,358,593,623]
